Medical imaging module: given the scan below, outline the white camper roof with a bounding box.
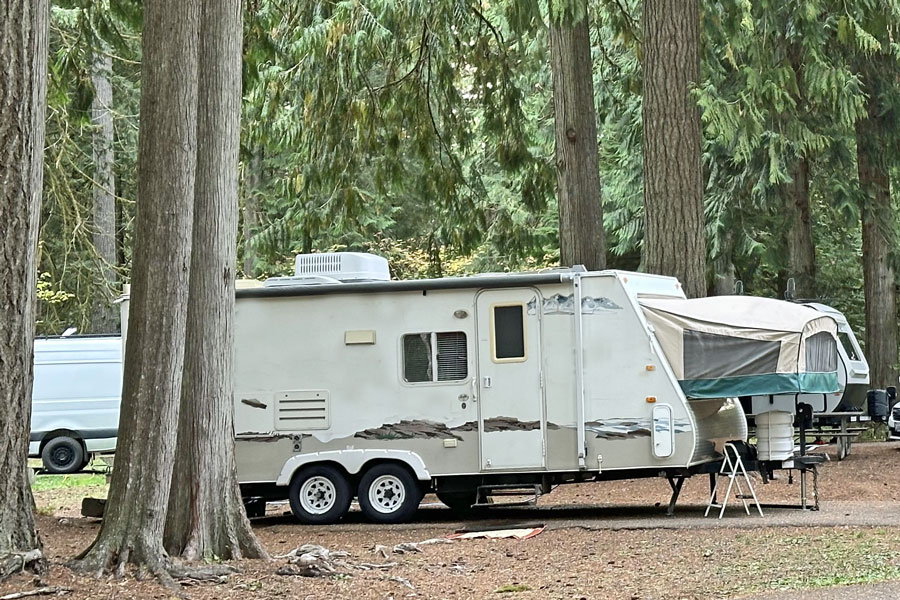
[640,296,833,333]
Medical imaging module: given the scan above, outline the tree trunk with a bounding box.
[241,151,261,277]
[72,0,200,580]
[90,48,119,333]
[164,0,267,561]
[711,231,736,296]
[856,116,898,390]
[548,0,606,270]
[784,157,816,299]
[0,0,48,581]
[641,0,706,298]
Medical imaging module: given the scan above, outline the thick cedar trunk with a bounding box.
[242,152,261,277]
[548,0,606,270]
[73,0,200,577]
[784,157,816,299]
[90,49,119,333]
[164,0,267,561]
[641,0,706,298]
[0,0,48,581]
[857,116,898,390]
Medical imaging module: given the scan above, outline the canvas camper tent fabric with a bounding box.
[639,296,839,399]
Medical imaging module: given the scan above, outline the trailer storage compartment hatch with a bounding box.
[640,296,839,399]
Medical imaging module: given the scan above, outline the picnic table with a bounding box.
[799,411,871,460]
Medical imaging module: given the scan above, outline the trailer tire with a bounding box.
[288,465,351,525]
[357,463,422,524]
[41,436,85,474]
[436,490,478,512]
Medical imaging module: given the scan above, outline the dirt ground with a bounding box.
[4,441,900,600]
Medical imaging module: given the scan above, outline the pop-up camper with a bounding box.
[213,253,841,524]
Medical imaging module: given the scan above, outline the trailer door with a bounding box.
[476,288,545,470]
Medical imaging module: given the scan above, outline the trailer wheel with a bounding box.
[436,490,478,512]
[357,463,422,524]
[288,465,351,525]
[41,436,84,474]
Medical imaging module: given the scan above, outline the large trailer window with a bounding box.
[492,304,526,362]
[402,332,468,383]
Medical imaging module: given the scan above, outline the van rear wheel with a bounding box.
[357,464,422,524]
[41,436,84,474]
[288,465,351,525]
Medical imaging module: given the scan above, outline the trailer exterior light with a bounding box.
[646,396,657,403]
[645,364,656,371]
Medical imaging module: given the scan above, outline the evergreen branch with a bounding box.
[470,4,505,54]
[374,20,429,91]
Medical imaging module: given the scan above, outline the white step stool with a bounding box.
[705,442,764,519]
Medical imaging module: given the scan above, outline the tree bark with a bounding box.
[856,115,898,390]
[548,0,606,270]
[784,157,816,299]
[0,0,48,581]
[72,0,200,579]
[90,48,119,333]
[164,0,267,561]
[241,151,261,277]
[711,231,735,296]
[641,0,706,297]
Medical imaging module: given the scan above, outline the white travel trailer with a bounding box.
[219,253,840,524]
[30,335,123,473]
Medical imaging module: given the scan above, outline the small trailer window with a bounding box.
[492,304,526,362]
[402,332,468,383]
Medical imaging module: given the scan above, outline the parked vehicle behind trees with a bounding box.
[29,335,122,473]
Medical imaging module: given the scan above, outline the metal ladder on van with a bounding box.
[705,442,764,519]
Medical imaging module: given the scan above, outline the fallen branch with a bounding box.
[382,575,414,589]
[0,550,43,582]
[168,564,238,583]
[0,587,70,600]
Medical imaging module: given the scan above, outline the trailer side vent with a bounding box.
[274,390,330,431]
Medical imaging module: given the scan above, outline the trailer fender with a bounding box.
[275,449,432,486]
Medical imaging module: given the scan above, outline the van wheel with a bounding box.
[357,464,422,524]
[288,465,351,525]
[41,436,84,474]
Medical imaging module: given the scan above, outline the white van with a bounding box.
[29,335,123,473]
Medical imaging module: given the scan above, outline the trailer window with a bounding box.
[838,332,860,361]
[492,304,526,361]
[402,332,468,383]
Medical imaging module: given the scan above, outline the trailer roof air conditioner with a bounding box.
[264,252,391,287]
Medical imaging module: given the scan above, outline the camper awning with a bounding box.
[639,296,839,399]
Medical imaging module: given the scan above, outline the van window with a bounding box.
[493,304,526,361]
[402,332,468,383]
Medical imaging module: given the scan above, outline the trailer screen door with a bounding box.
[476,289,545,470]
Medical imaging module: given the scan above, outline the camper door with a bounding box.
[476,288,546,470]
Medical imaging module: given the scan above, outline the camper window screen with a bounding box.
[402,332,467,383]
[493,305,525,360]
[683,330,780,379]
[805,331,838,373]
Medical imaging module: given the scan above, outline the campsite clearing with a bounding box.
[4,441,899,599]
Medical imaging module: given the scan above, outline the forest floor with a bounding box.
[3,441,900,600]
